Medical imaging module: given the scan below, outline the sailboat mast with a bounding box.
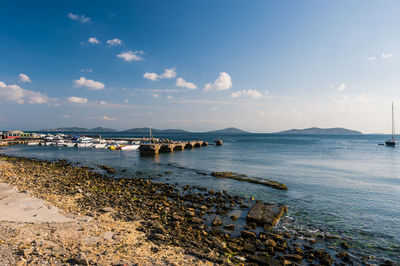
[392,102,395,141]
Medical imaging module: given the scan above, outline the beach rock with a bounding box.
[100,207,116,213]
[283,254,303,262]
[241,230,256,239]
[230,215,239,221]
[223,224,235,230]
[315,249,333,265]
[228,242,244,252]
[248,254,275,265]
[265,239,277,248]
[246,202,287,228]
[212,216,222,227]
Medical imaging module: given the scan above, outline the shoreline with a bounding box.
[0,154,366,265]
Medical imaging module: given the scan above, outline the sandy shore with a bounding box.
[0,160,210,265]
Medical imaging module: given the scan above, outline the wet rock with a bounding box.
[212,216,222,227]
[340,242,350,249]
[241,230,256,239]
[244,243,257,253]
[223,224,235,230]
[283,254,303,262]
[228,242,244,252]
[230,215,239,221]
[337,251,351,262]
[265,239,277,248]
[247,202,287,228]
[315,249,333,265]
[246,222,257,229]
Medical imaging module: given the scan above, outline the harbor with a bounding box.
[0,130,218,155]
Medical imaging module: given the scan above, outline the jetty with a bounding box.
[139,141,209,155]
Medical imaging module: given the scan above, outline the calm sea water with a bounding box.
[1,133,400,263]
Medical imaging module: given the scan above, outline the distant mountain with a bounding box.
[277,127,362,135]
[41,127,117,132]
[206,127,249,134]
[122,128,190,134]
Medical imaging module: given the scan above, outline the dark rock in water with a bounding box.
[223,224,235,230]
[246,222,257,229]
[241,230,256,239]
[283,254,303,262]
[97,164,115,174]
[212,216,222,227]
[340,242,350,249]
[315,249,333,265]
[210,172,288,190]
[196,171,208,176]
[230,215,239,221]
[164,171,172,175]
[246,202,287,228]
[336,251,351,262]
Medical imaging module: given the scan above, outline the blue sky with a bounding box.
[1,1,400,133]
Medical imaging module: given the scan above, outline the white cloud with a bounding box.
[143,72,159,81]
[117,51,143,62]
[231,89,263,99]
[73,77,105,90]
[68,96,88,104]
[88,37,100,44]
[64,115,70,119]
[124,99,129,103]
[337,83,346,92]
[67,13,90,23]
[167,95,173,100]
[381,53,393,59]
[204,72,232,91]
[160,68,176,79]
[176,77,197,89]
[18,73,31,83]
[103,116,116,121]
[366,56,376,61]
[143,68,176,81]
[151,94,160,98]
[0,81,51,104]
[100,101,107,105]
[81,69,93,73]
[106,38,122,46]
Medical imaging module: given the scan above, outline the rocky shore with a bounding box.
[0,155,362,265]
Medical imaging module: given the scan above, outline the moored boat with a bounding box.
[385,102,397,147]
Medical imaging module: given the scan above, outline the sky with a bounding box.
[1,0,400,133]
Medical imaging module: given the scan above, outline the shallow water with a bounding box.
[2,133,400,262]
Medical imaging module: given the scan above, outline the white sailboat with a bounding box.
[385,102,397,147]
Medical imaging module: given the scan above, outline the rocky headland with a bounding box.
[0,155,362,265]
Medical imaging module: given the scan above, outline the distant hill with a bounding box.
[206,127,249,134]
[277,127,362,135]
[122,128,190,134]
[41,127,117,132]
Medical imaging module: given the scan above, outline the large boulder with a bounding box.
[246,202,287,228]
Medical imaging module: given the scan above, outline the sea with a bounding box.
[1,133,400,263]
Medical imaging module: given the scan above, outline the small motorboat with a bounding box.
[118,144,140,151]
